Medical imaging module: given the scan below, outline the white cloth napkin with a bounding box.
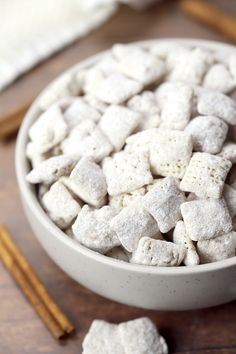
[0,0,157,92]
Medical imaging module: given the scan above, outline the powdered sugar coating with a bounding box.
[197,232,236,263]
[150,129,193,178]
[82,319,124,354]
[180,152,232,199]
[89,72,143,105]
[223,184,236,218]
[99,105,141,151]
[62,157,107,207]
[108,187,146,211]
[125,128,160,154]
[218,142,236,163]
[110,197,160,252]
[181,199,232,241]
[63,97,101,129]
[102,151,153,196]
[29,105,68,153]
[168,47,213,84]
[63,125,113,163]
[203,64,236,94]
[198,91,236,125]
[26,155,78,184]
[118,317,168,354]
[173,221,199,266]
[72,205,119,254]
[26,142,49,168]
[160,84,193,130]
[82,317,168,354]
[113,44,166,86]
[127,91,161,130]
[131,237,186,267]
[42,181,81,229]
[143,177,186,233]
[185,115,228,154]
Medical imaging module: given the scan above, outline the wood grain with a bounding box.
[0,1,236,353]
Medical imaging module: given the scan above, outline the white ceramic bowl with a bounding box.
[16,39,236,311]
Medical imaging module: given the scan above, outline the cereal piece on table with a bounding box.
[185,115,228,154]
[26,142,49,168]
[61,121,113,162]
[150,129,193,178]
[160,84,193,130]
[203,64,236,94]
[118,317,168,354]
[82,320,124,354]
[223,184,236,218]
[180,152,232,199]
[130,237,186,267]
[197,232,236,263]
[72,205,120,254]
[143,176,186,233]
[99,105,141,151]
[42,181,81,229]
[197,91,236,125]
[108,187,146,211]
[63,98,101,129]
[125,128,160,154]
[181,199,232,241]
[169,47,213,84]
[110,197,160,252]
[29,105,68,153]
[84,94,108,113]
[112,44,166,85]
[102,152,153,196]
[26,155,78,184]
[106,247,130,262]
[62,157,107,207]
[173,221,200,266]
[218,142,236,164]
[90,73,143,105]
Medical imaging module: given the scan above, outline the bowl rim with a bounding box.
[16,37,236,276]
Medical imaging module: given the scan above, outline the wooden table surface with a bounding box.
[1,1,236,353]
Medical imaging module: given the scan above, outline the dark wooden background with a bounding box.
[0,1,236,353]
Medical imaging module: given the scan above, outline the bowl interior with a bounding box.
[16,38,236,275]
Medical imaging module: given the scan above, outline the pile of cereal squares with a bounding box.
[26,42,236,266]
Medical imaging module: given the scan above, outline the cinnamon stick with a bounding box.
[0,225,75,338]
[0,101,32,140]
[180,0,236,43]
